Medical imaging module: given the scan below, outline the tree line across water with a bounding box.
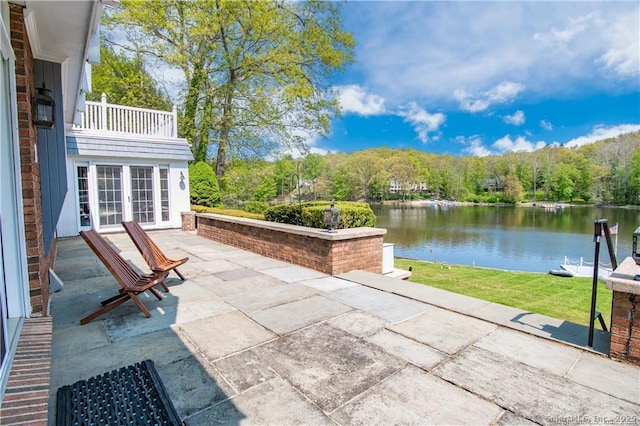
[213,132,640,207]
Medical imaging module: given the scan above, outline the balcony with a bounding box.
[72,93,178,139]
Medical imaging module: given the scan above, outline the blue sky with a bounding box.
[309,1,640,156]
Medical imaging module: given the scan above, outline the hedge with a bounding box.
[191,205,264,220]
[264,201,376,229]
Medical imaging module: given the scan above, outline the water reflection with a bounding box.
[373,204,640,273]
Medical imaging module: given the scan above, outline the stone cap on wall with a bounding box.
[195,213,386,241]
[606,256,640,295]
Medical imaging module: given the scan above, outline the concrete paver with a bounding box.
[326,311,387,338]
[434,346,639,424]
[188,377,334,425]
[567,351,640,404]
[178,311,277,361]
[474,327,582,375]
[49,230,640,425]
[248,295,352,335]
[225,282,319,313]
[326,285,431,323]
[158,354,236,419]
[332,366,504,425]
[261,265,327,283]
[214,349,277,393]
[300,276,359,292]
[365,329,447,370]
[256,323,405,413]
[389,308,497,354]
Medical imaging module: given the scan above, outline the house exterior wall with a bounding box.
[57,155,190,237]
[10,3,51,316]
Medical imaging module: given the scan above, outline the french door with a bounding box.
[89,164,167,230]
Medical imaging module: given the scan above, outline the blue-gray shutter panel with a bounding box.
[34,60,67,255]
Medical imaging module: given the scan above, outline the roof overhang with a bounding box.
[19,0,105,129]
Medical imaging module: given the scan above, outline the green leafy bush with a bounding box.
[191,205,263,220]
[242,200,270,214]
[264,201,376,229]
[188,162,221,207]
[263,204,304,226]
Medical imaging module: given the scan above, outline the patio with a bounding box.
[49,229,639,424]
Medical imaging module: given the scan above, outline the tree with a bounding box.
[88,45,171,110]
[109,0,355,178]
[502,173,524,203]
[188,161,221,207]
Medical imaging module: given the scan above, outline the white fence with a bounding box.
[73,93,178,139]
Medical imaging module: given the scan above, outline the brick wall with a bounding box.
[181,211,196,231]
[10,3,51,315]
[195,214,385,276]
[609,291,640,365]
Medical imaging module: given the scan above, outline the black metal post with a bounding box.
[588,219,605,347]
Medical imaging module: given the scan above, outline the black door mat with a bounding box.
[56,359,182,425]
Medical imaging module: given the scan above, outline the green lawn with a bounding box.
[395,258,612,327]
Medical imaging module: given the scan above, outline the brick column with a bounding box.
[10,4,50,315]
[606,257,640,365]
[181,211,196,231]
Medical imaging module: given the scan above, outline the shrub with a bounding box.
[263,204,304,226]
[188,162,221,207]
[191,205,263,220]
[265,201,376,229]
[243,200,270,214]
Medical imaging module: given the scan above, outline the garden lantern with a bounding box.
[323,200,340,233]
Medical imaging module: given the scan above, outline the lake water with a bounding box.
[372,204,640,273]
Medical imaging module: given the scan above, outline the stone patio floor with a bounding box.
[49,229,639,425]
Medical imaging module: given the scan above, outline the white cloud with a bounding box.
[540,120,553,131]
[460,136,492,157]
[564,124,640,148]
[398,102,446,143]
[342,2,639,105]
[454,82,524,113]
[503,110,525,126]
[492,135,547,153]
[335,85,385,116]
[597,12,640,78]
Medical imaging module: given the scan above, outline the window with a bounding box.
[130,166,154,224]
[96,166,123,227]
[77,166,90,227]
[159,168,169,222]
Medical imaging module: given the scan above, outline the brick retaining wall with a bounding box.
[606,257,640,366]
[195,213,386,276]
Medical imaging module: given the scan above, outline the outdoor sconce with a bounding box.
[180,171,185,183]
[632,226,640,266]
[32,83,55,129]
[323,200,340,233]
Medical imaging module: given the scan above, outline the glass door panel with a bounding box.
[96,166,123,227]
[130,166,155,224]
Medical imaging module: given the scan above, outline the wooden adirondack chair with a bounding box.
[121,221,189,280]
[79,229,169,325]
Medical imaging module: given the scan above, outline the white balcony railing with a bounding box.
[73,93,178,139]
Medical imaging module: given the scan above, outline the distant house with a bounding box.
[478,176,505,192]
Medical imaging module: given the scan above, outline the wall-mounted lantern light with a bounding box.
[180,171,185,183]
[323,200,340,233]
[32,83,55,129]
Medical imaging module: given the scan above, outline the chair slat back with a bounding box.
[122,221,169,270]
[80,229,140,289]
